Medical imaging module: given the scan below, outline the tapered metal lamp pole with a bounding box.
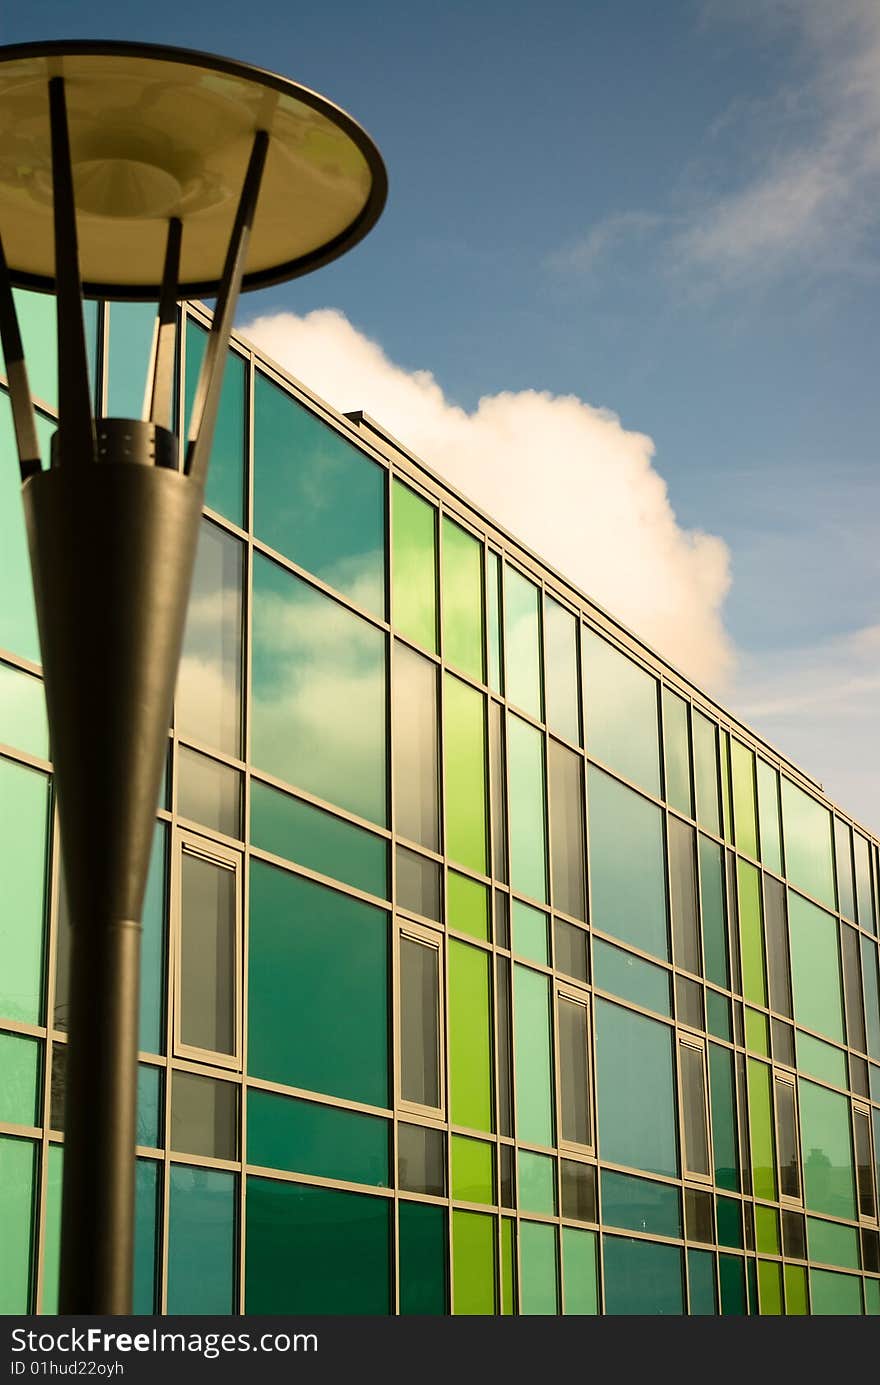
[0,41,385,1314]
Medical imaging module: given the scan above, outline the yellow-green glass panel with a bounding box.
[451,1136,494,1205]
[784,1263,808,1315]
[444,674,487,876]
[0,759,49,1025]
[507,714,547,904]
[452,1210,495,1314]
[745,1007,770,1057]
[789,892,844,1044]
[447,871,489,941]
[781,779,835,911]
[737,860,767,1007]
[442,518,483,681]
[563,1227,598,1314]
[720,732,733,843]
[756,760,782,876]
[449,941,493,1132]
[392,481,436,652]
[798,1079,856,1220]
[755,1204,779,1254]
[757,1259,783,1315]
[747,1059,777,1201]
[0,1136,35,1312]
[731,740,758,860]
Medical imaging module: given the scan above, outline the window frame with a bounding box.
[773,1069,803,1207]
[853,1100,878,1225]
[554,981,595,1156]
[395,917,446,1122]
[171,827,243,1072]
[677,1034,713,1185]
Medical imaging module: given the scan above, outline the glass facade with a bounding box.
[1,292,879,1316]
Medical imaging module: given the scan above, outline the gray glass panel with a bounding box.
[548,739,586,921]
[834,819,855,921]
[558,994,591,1146]
[176,520,243,757]
[679,1041,710,1178]
[775,1077,800,1201]
[544,596,579,744]
[561,1159,596,1222]
[662,688,692,817]
[676,975,703,1030]
[854,1108,876,1221]
[397,846,441,922]
[554,919,588,983]
[582,630,660,797]
[763,876,792,1019]
[180,850,235,1055]
[841,924,867,1054]
[669,816,700,974]
[400,934,440,1109]
[587,766,668,961]
[171,1071,238,1160]
[393,642,439,851]
[177,746,241,838]
[398,1123,445,1196]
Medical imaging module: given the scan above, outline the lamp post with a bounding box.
[0,40,386,1315]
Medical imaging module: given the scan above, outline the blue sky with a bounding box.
[4,2,879,829]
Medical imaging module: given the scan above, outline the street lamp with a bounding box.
[0,40,386,1315]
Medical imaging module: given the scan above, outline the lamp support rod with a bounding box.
[0,234,42,479]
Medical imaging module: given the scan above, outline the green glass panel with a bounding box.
[602,1170,681,1238]
[0,401,52,663]
[755,1204,779,1254]
[107,301,155,418]
[688,1249,716,1315]
[603,1236,683,1315]
[0,1032,40,1126]
[563,1227,598,1314]
[41,1143,62,1313]
[854,833,874,931]
[807,1217,859,1269]
[250,779,387,899]
[582,631,660,796]
[252,554,386,824]
[699,836,729,988]
[745,1007,770,1056]
[864,1279,880,1316]
[692,712,721,835]
[444,674,487,875]
[757,1259,783,1315]
[0,662,48,759]
[810,1268,862,1315]
[588,767,668,961]
[706,989,732,1041]
[518,1150,556,1215]
[862,938,880,1061]
[184,321,245,526]
[442,518,484,681]
[248,862,388,1106]
[449,940,493,1132]
[719,1254,746,1314]
[167,1166,235,1314]
[593,938,671,1016]
[662,688,692,816]
[746,1257,758,1315]
[246,1176,390,1314]
[709,1044,739,1192]
[784,1263,808,1315]
[447,871,489,941]
[720,732,733,843]
[504,566,542,719]
[136,1064,161,1148]
[834,819,855,920]
[487,551,503,695]
[544,596,580,744]
[798,1079,856,1220]
[730,740,758,860]
[781,779,835,910]
[248,1089,389,1186]
[139,826,166,1056]
[399,1202,446,1314]
[520,1221,558,1314]
[452,1209,495,1314]
[756,761,782,875]
[512,899,549,965]
[789,892,844,1044]
[0,759,48,1024]
[134,1158,159,1315]
[177,517,243,757]
[716,1196,742,1248]
[451,1135,494,1204]
[253,372,385,614]
[507,714,547,903]
[501,1217,516,1314]
[391,481,436,651]
[0,1137,35,1312]
[737,860,766,1007]
[513,965,553,1146]
[795,1031,847,1088]
[595,998,678,1177]
[748,1060,777,1201]
[12,288,64,409]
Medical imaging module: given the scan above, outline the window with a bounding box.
[398,922,444,1117]
[177,746,241,839]
[678,1037,711,1180]
[556,986,593,1151]
[774,1073,801,1203]
[176,519,244,758]
[173,832,241,1069]
[853,1104,877,1222]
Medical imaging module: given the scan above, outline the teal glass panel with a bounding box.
[854,833,875,932]
[41,1144,62,1313]
[444,674,487,875]
[250,779,387,899]
[513,965,554,1146]
[512,899,549,965]
[593,938,671,1016]
[588,767,668,960]
[719,1254,746,1314]
[810,1269,862,1315]
[140,826,166,1056]
[780,779,835,910]
[544,596,580,744]
[399,1202,446,1314]
[716,1196,741,1248]
[13,289,97,412]
[795,1031,847,1088]
[518,1150,556,1214]
[595,998,679,1177]
[603,1236,684,1315]
[0,1136,35,1312]
[807,1217,860,1270]
[252,553,386,824]
[730,740,758,860]
[834,819,855,921]
[0,401,53,663]
[582,630,660,796]
[692,711,721,835]
[392,481,437,652]
[246,1177,390,1314]
[699,836,729,988]
[184,320,245,526]
[107,301,155,418]
[562,1227,598,1314]
[248,861,388,1106]
[0,1031,40,1126]
[167,1166,236,1314]
[601,1170,682,1238]
[507,714,547,903]
[688,1249,717,1315]
[253,372,385,615]
[0,661,48,758]
[441,518,484,681]
[248,1089,388,1186]
[756,760,782,875]
[706,989,732,1040]
[789,892,844,1044]
[662,688,692,816]
[520,1221,558,1314]
[452,1209,495,1314]
[861,938,880,1060]
[504,565,542,719]
[486,550,502,694]
[177,518,243,757]
[0,758,48,1024]
[136,1064,161,1148]
[133,1159,159,1315]
[798,1079,856,1220]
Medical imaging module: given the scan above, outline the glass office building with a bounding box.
[1,293,879,1317]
